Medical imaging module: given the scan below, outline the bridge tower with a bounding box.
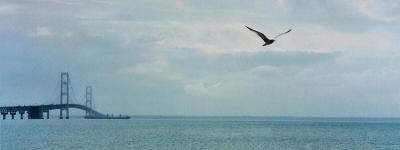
[60,72,70,119]
[85,86,93,117]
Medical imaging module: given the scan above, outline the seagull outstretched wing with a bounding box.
[245,26,270,42]
[273,29,292,39]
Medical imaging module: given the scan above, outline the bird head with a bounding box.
[268,40,275,44]
[263,40,275,46]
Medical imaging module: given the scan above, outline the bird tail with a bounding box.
[262,43,268,46]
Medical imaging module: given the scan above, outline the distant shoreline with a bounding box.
[126,115,400,123]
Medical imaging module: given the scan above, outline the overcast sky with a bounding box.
[1,0,400,117]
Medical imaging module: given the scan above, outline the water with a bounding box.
[1,117,400,149]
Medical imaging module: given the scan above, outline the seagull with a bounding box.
[245,26,292,46]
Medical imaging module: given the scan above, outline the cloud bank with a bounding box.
[1,0,400,117]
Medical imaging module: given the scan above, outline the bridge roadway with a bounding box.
[0,104,109,119]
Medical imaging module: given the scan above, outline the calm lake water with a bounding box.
[1,117,400,149]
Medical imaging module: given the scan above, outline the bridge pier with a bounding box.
[10,112,16,119]
[59,110,69,119]
[1,112,7,120]
[19,111,25,119]
[28,106,43,119]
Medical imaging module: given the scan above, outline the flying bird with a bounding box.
[245,26,292,46]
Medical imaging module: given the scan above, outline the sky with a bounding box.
[1,0,400,117]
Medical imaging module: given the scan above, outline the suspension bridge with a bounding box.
[0,72,130,119]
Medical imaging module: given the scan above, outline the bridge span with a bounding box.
[0,104,129,119]
[0,72,130,120]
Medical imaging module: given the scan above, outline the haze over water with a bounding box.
[2,117,400,149]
